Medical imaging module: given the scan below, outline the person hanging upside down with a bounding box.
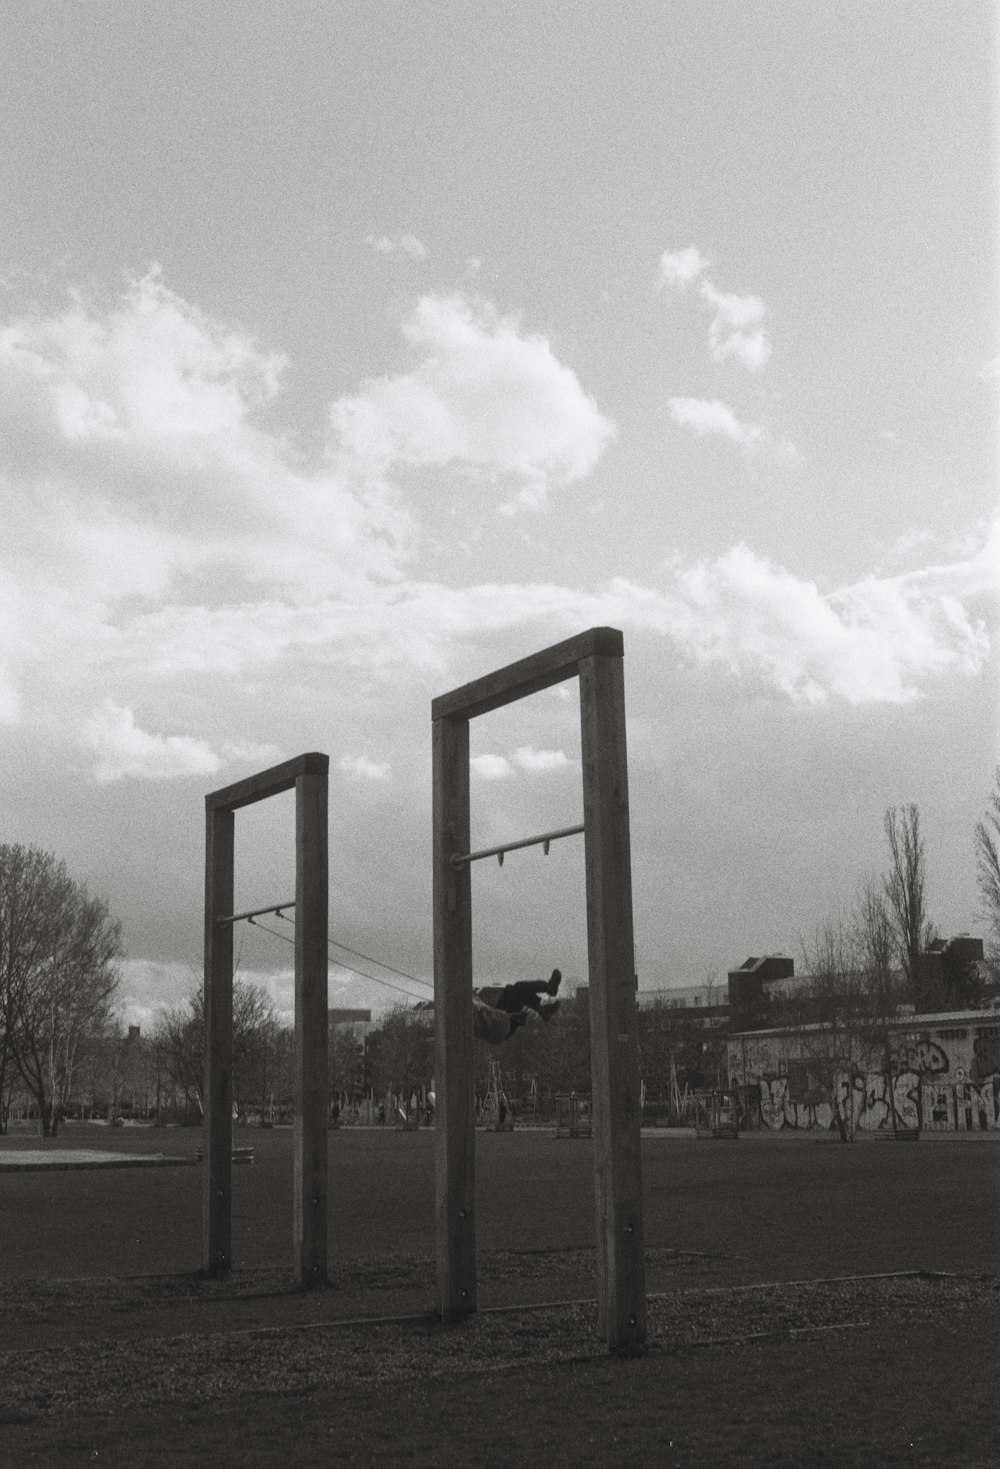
[473,969,562,1044]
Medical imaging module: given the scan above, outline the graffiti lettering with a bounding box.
[891,1039,948,1077]
[972,1034,1000,1079]
[751,1068,1000,1132]
[955,1079,1000,1131]
[759,1076,787,1131]
[892,1070,920,1129]
[924,1083,953,1129]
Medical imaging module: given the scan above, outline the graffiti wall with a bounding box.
[728,1016,1000,1133]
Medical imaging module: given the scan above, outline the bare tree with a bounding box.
[0,845,123,1136]
[854,874,903,1130]
[974,766,1000,961]
[366,1005,434,1103]
[328,1019,364,1099]
[154,978,276,1121]
[883,804,934,1001]
[798,917,872,1142]
[156,998,205,1118]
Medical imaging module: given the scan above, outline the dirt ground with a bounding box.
[1,1124,997,1466]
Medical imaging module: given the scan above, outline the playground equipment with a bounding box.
[693,1090,740,1140]
[555,1093,592,1139]
[432,625,646,1351]
[484,1061,514,1131]
[203,752,329,1287]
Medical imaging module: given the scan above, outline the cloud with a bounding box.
[366,233,428,260]
[471,754,513,781]
[640,543,993,706]
[471,746,572,778]
[81,702,223,783]
[0,262,991,809]
[337,752,392,781]
[668,396,763,448]
[0,267,417,756]
[330,295,616,500]
[657,247,772,371]
[698,282,771,371]
[95,538,989,714]
[512,746,572,772]
[657,246,710,290]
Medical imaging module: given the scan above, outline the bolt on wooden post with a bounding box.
[203,752,329,1287]
[432,628,646,1351]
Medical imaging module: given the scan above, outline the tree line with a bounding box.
[4,770,999,1134]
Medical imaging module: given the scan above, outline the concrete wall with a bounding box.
[727,1012,1000,1133]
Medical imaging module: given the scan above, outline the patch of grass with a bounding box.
[2,1278,996,1468]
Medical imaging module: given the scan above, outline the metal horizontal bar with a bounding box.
[216,900,296,927]
[432,626,623,722]
[451,823,585,868]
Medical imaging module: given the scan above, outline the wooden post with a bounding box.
[204,806,234,1276]
[433,714,476,1317]
[203,753,329,1281]
[430,629,645,1349]
[294,767,329,1288]
[580,650,646,1350]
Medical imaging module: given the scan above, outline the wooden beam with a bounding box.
[431,627,623,722]
[294,767,329,1288]
[579,650,646,1351]
[205,752,328,813]
[203,805,234,1277]
[433,715,476,1317]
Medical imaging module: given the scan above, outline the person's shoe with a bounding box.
[539,1000,561,1022]
[545,968,562,995]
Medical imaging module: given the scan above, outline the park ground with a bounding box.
[0,1124,997,1467]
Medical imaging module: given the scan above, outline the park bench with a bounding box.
[195,1145,255,1164]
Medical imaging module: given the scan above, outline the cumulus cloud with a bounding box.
[93,540,989,713]
[698,282,771,371]
[0,262,991,806]
[668,396,763,448]
[471,754,513,780]
[657,247,772,371]
[471,746,572,778]
[625,543,992,706]
[366,233,428,260]
[0,266,410,595]
[81,702,223,783]
[512,746,572,772]
[657,246,710,290]
[337,752,392,781]
[330,295,616,501]
[0,267,419,764]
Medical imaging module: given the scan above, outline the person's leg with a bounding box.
[495,981,544,1015]
[495,971,562,1015]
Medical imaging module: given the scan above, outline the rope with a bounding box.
[272,910,432,990]
[247,917,431,1003]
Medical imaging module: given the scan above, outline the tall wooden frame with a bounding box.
[203,752,329,1287]
[432,627,646,1351]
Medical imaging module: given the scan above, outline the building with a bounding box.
[727,1006,1000,1133]
[724,937,999,1133]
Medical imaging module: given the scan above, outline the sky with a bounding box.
[1,1,997,1029]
